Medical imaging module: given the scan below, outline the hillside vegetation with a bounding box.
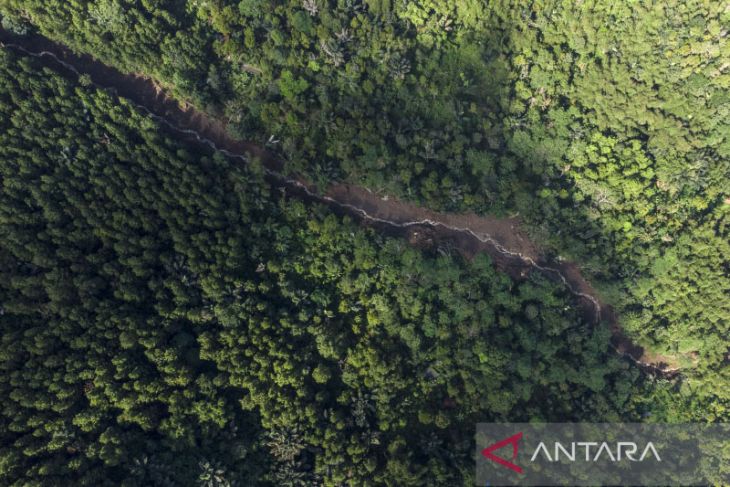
[2,2,726,400]
[0,1,728,484]
[0,49,673,486]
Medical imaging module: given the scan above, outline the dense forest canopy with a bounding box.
[0,49,674,485]
[0,0,728,485]
[1,1,726,393]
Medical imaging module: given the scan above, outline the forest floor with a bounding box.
[0,27,682,377]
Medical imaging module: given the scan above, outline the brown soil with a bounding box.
[327,185,540,260]
[0,28,680,377]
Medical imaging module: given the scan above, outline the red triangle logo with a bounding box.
[481,432,524,474]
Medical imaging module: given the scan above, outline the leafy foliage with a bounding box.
[0,50,661,486]
[2,3,726,389]
[0,0,728,483]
